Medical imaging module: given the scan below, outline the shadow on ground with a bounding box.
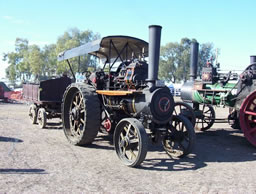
[84,128,256,171]
[44,122,63,130]
[0,136,23,143]
[139,128,256,171]
[0,168,47,174]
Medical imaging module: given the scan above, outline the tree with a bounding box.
[24,45,45,81]
[159,38,217,83]
[43,44,57,77]
[3,38,30,84]
[198,43,217,77]
[3,28,100,82]
[56,28,100,76]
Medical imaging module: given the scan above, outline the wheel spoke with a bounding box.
[80,118,85,124]
[129,150,136,160]
[245,110,256,116]
[75,95,78,105]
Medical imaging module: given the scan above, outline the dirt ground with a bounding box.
[0,101,256,193]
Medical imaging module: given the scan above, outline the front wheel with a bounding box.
[29,104,37,124]
[163,115,196,158]
[195,104,215,131]
[38,108,47,128]
[114,118,148,167]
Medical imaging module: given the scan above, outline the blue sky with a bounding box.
[0,0,255,79]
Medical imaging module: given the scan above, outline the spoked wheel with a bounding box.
[174,102,196,127]
[62,83,101,145]
[239,90,256,146]
[163,115,195,158]
[38,108,47,129]
[29,104,37,124]
[195,104,215,131]
[114,118,148,167]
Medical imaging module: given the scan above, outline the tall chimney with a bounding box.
[190,42,199,81]
[148,25,162,87]
[250,56,256,64]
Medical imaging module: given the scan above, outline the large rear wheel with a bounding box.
[239,90,256,146]
[62,83,101,145]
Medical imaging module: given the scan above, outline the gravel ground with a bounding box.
[0,102,256,193]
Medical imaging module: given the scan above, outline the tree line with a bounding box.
[3,28,216,85]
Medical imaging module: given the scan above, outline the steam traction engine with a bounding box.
[181,42,256,147]
[58,25,195,167]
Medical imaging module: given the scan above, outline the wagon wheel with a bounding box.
[114,118,148,167]
[195,104,215,131]
[239,90,256,146]
[162,115,195,158]
[38,108,47,129]
[62,83,100,145]
[29,104,37,124]
[174,102,196,127]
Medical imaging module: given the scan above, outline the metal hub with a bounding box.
[71,107,80,121]
[120,136,130,148]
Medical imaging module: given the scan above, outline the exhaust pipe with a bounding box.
[148,25,162,87]
[250,56,256,64]
[190,42,199,81]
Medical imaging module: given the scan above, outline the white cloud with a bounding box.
[2,15,29,25]
[3,15,13,20]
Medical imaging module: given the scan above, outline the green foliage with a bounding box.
[56,28,100,76]
[3,28,100,82]
[159,38,217,83]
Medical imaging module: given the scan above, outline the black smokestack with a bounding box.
[250,56,256,64]
[148,25,162,87]
[190,42,199,81]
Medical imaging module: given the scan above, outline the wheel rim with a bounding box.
[38,110,42,125]
[29,107,34,120]
[117,121,140,164]
[69,91,85,137]
[163,115,194,158]
[240,91,256,146]
[29,105,37,124]
[174,102,196,127]
[196,104,215,131]
[114,118,148,167]
[38,109,46,128]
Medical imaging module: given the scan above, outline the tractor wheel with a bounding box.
[239,90,256,146]
[195,104,215,131]
[114,118,148,167]
[38,108,47,129]
[62,83,100,145]
[29,104,37,124]
[174,102,196,127]
[163,115,195,158]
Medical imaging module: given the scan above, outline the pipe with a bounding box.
[190,42,199,81]
[250,56,256,64]
[148,25,162,87]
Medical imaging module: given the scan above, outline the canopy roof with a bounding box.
[58,36,148,62]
